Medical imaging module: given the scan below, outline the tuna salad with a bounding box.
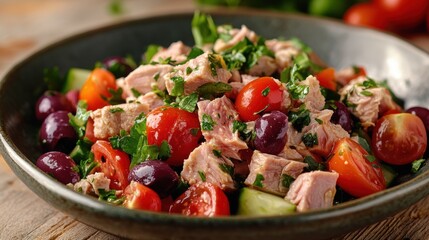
[34,12,428,216]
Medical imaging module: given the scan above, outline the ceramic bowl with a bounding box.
[1,9,429,240]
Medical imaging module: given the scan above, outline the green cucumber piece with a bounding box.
[381,164,398,187]
[237,187,296,216]
[62,68,91,93]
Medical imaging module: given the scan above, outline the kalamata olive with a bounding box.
[39,111,77,153]
[102,56,134,78]
[36,151,80,184]
[128,160,179,198]
[65,90,80,112]
[330,101,353,132]
[406,106,429,132]
[254,111,288,155]
[35,91,74,121]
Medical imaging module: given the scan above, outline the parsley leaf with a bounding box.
[262,86,270,96]
[304,156,325,171]
[289,37,312,53]
[196,82,232,99]
[98,189,124,205]
[68,100,91,139]
[232,120,255,142]
[185,47,204,62]
[201,114,216,131]
[219,163,234,177]
[411,159,426,173]
[101,88,125,105]
[198,171,207,182]
[192,11,218,47]
[109,107,124,113]
[208,54,223,76]
[213,149,222,158]
[302,133,318,147]
[253,173,265,188]
[69,139,93,164]
[288,105,311,132]
[144,44,162,64]
[281,174,295,188]
[170,76,185,96]
[74,152,99,179]
[178,93,198,112]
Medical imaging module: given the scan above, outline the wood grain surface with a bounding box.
[1,1,429,239]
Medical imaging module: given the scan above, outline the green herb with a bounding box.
[289,37,312,53]
[109,107,124,113]
[192,11,218,47]
[365,155,376,163]
[213,149,222,158]
[219,163,234,177]
[281,174,295,188]
[198,171,207,182]
[143,44,162,64]
[170,76,185,96]
[74,152,99,179]
[412,159,426,173]
[232,120,247,133]
[360,90,373,97]
[232,120,255,142]
[153,72,160,81]
[131,88,142,98]
[262,86,270,96]
[196,82,232,99]
[360,78,378,89]
[288,105,311,132]
[68,100,91,138]
[352,65,361,74]
[43,67,64,91]
[253,174,265,188]
[185,47,205,62]
[69,139,93,164]
[357,136,372,154]
[159,140,171,160]
[190,128,200,136]
[208,54,223,76]
[186,67,193,75]
[101,88,125,105]
[315,118,323,124]
[201,114,216,131]
[304,156,325,171]
[98,189,124,205]
[178,93,198,112]
[302,133,318,147]
[108,0,123,15]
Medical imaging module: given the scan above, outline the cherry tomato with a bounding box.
[146,106,202,166]
[92,140,130,190]
[328,138,385,198]
[372,113,427,165]
[84,118,96,142]
[235,77,284,122]
[123,181,162,212]
[315,67,336,91]
[343,3,389,30]
[79,68,117,111]
[169,182,230,217]
[374,0,429,31]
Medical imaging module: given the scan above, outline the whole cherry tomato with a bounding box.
[169,182,230,217]
[372,113,427,165]
[235,77,284,122]
[79,68,117,111]
[328,138,386,198]
[343,3,389,30]
[146,106,202,166]
[123,181,162,212]
[92,140,130,190]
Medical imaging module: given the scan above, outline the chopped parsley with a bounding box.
[304,156,325,171]
[289,37,312,53]
[196,82,232,99]
[170,76,185,96]
[261,86,270,96]
[198,171,207,182]
[360,78,378,89]
[208,54,223,76]
[411,159,426,173]
[68,100,91,139]
[153,72,160,81]
[219,163,234,177]
[192,11,218,47]
[253,174,265,188]
[288,105,311,132]
[73,152,99,179]
[186,66,193,75]
[360,90,373,97]
[365,154,376,163]
[98,189,124,205]
[232,120,256,142]
[213,149,222,158]
[201,114,216,131]
[302,133,318,147]
[185,47,204,62]
[178,93,198,113]
[101,88,125,105]
[143,44,162,64]
[109,107,124,114]
[281,174,295,188]
[130,88,142,98]
[315,118,323,124]
[190,128,200,136]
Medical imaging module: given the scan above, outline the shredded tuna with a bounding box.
[214,25,258,53]
[151,41,191,63]
[247,55,277,76]
[71,172,111,196]
[299,75,325,111]
[132,92,164,111]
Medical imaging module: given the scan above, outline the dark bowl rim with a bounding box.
[1,8,429,228]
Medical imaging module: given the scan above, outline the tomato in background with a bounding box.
[328,138,385,198]
[146,106,202,166]
[372,113,427,165]
[79,68,117,111]
[169,182,230,217]
[374,0,429,31]
[343,3,389,30]
[235,77,284,122]
[123,181,162,212]
[92,140,130,190]
[315,67,336,91]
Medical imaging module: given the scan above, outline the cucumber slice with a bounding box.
[381,164,398,187]
[62,68,91,93]
[237,187,296,216]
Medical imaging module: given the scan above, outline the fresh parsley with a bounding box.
[170,76,185,96]
[219,163,234,177]
[198,171,207,182]
[261,86,270,96]
[201,114,216,131]
[213,149,222,158]
[253,173,265,188]
[208,54,223,76]
[411,159,426,173]
[109,107,124,113]
[281,174,295,188]
[288,105,311,132]
[192,11,218,47]
[144,44,162,64]
[178,93,198,112]
[302,133,318,147]
[101,88,125,105]
[68,100,91,139]
[98,189,124,205]
[74,152,99,179]
[196,82,232,99]
[304,156,325,171]
[232,120,255,142]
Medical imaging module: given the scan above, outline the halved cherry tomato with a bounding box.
[372,113,427,165]
[79,68,117,111]
[235,77,284,122]
[84,118,96,142]
[123,181,161,212]
[169,182,230,217]
[315,67,336,91]
[91,140,130,190]
[343,3,389,30]
[146,106,202,166]
[328,138,385,198]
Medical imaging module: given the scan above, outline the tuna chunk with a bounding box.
[247,55,277,76]
[121,64,173,98]
[298,75,325,111]
[335,66,359,86]
[241,74,258,85]
[244,151,307,196]
[285,171,338,212]
[266,39,300,72]
[164,53,232,95]
[181,142,236,191]
[150,41,191,64]
[197,96,248,160]
[90,102,148,139]
[214,25,258,53]
[71,172,111,196]
[133,92,164,111]
[339,76,401,129]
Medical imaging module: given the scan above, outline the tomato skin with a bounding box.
[328,138,385,198]
[374,0,429,31]
[372,113,427,165]
[146,106,202,166]
[315,67,336,91]
[84,118,96,142]
[123,181,162,212]
[235,77,284,122]
[169,182,230,217]
[79,68,117,111]
[343,3,389,30]
[91,140,130,190]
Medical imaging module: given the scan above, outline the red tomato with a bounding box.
[235,77,284,122]
[343,3,389,30]
[84,118,96,142]
[169,182,230,217]
[92,140,130,190]
[79,68,117,111]
[372,113,427,165]
[374,0,429,31]
[328,138,386,198]
[123,181,161,212]
[315,67,336,91]
[146,106,202,166]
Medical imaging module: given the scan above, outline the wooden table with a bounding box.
[2,1,429,239]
